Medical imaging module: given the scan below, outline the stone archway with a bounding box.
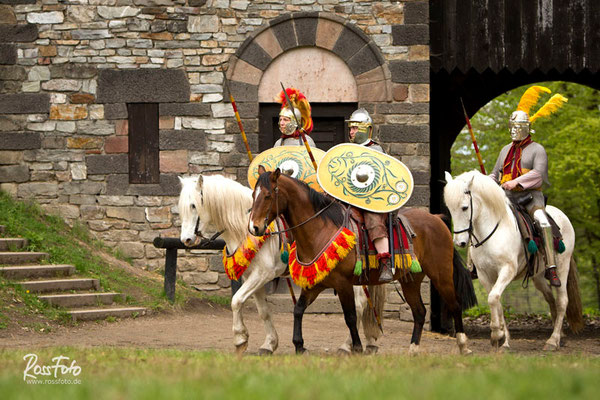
[226,12,390,103]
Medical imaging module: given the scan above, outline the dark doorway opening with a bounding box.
[259,103,358,151]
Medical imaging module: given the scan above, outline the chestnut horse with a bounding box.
[249,167,477,355]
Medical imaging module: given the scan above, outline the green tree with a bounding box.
[451,82,600,310]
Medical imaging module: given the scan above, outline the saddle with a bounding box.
[347,207,417,282]
[508,197,563,281]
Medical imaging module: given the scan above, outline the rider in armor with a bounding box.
[274,88,316,148]
[347,108,393,283]
[489,86,568,287]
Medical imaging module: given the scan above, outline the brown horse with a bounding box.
[249,167,477,355]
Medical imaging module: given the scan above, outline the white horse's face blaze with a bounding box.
[178,176,207,247]
[249,183,273,236]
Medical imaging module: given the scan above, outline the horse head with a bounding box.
[443,171,477,248]
[178,175,211,247]
[249,165,285,236]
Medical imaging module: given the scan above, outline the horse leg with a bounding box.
[340,286,366,354]
[252,285,279,355]
[293,286,325,354]
[231,271,274,354]
[534,270,569,351]
[486,267,515,350]
[336,282,363,353]
[431,278,472,355]
[399,276,426,355]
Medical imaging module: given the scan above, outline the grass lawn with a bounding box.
[0,347,598,400]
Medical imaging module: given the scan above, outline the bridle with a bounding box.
[453,189,499,248]
[257,176,336,236]
[191,189,223,241]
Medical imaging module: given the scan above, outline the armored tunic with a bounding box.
[490,140,549,213]
[274,135,316,147]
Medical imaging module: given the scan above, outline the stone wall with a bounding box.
[0,0,430,298]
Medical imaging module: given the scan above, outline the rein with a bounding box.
[193,215,224,241]
[262,184,337,236]
[453,190,500,248]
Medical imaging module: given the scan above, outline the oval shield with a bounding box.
[317,143,414,213]
[248,146,326,191]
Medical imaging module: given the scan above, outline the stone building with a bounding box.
[0,0,429,312]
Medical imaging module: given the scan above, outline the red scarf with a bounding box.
[281,130,301,139]
[502,135,533,180]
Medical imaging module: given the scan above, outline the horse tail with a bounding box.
[453,249,478,311]
[566,257,584,334]
[362,285,385,340]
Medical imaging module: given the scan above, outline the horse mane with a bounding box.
[256,172,345,227]
[180,174,252,239]
[445,170,510,222]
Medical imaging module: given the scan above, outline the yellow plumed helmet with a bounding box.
[515,85,568,125]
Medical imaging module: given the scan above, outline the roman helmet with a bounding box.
[276,88,313,137]
[346,108,373,145]
[510,86,568,141]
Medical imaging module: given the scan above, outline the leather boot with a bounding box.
[541,226,561,287]
[545,267,561,287]
[377,253,393,283]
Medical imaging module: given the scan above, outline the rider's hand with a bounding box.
[501,180,520,190]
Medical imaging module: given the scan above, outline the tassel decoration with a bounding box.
[410,259,422,273]
[528,239,539,254]
[354,259,363,276]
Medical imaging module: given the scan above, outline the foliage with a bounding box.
[451,82,600,310]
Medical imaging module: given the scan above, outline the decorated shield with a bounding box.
[317,143,413,213]
[248,146,326,192]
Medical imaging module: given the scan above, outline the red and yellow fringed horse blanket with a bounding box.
[222,221,276,281]
[288,226,356,289]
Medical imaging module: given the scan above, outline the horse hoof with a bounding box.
[365,345,379,355]
[235,342,248,355]
[408,343,419,356]
[337,348,351,356]
[258,348,273,356]
[296,347,307,355]
[460,348,473,356]
[543,342,559,351]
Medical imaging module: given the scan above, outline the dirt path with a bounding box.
[1,302,598,355]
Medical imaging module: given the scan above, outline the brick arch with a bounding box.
[226,12,390,103]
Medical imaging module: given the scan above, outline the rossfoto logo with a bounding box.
[23,353,82,385]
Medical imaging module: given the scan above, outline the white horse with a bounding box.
[444,171,583,351]
[178,175,383,354]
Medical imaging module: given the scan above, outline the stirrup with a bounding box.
[377,254,393,283]
[545,266,561,287]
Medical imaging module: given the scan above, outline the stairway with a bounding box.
[0,225,147,322]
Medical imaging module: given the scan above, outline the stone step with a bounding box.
[39,292,124,308]
[68,307,148,322]
[17,278,100,293]
[0,238,28,251]
[0,251,48,265]
[0,264,75,279]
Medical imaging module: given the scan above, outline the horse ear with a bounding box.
[467,174,475,189]
[272,168,281,182]
[444,171,453,183]
[178,176,184,184]
[196,174,203,190]
[258,165,266,174]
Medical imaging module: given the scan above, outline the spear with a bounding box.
[223,74,253,162]
[460,98,486,174]
[280,82,318,171]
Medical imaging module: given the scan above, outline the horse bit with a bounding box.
[453,189,500,248]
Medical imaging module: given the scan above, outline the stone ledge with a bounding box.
[97,69,190,104]
[389,60,430,83]
[106,173,180,196]
[392,24,429,46]
[0,132,41,150]
[0,23,38,42]
[0,44,16,65]
[0,93,50,114]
